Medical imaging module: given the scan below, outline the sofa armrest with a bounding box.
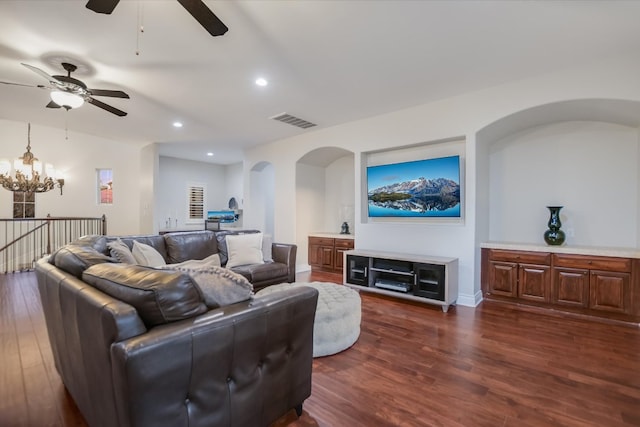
[110,287,318,427]
[271,243,297,283]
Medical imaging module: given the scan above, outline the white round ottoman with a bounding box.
[256,282,361,357]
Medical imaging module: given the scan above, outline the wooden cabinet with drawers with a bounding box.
[308,235,354,273]
[481,246,640,322]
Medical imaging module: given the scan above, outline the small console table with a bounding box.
[343,249,458,312]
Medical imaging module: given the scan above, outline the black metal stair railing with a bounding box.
[0,215,106,273]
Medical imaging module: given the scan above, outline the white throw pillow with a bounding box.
[225,232,265,268]
[173,266,253,308]
[132,241,166,267]
[164,253,221,270]
[107,238,137,264]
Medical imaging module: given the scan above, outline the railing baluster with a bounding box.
[0,216,107,274]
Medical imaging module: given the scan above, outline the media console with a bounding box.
[343,249,458,312]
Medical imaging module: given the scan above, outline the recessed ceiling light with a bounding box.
[207,152,214,157]
[173,121,183,128]
[255,77,268,87]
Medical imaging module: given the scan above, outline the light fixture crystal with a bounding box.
[50,90,85,109]
[0,123,65,195]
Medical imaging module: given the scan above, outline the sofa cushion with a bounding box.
[82,263,207,327]
[214,229,261,265]
[49,234,108,265]
[164,231,218,264]
[169,266,253,308]
[230,261,289,284]
[132,241,167,267]
[53,244,118,278]
[226,232,265,268]
[107,238,137,264]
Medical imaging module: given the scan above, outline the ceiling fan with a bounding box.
[86,0,229,37]
[0,62,129,117]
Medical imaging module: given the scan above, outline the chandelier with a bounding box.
[0,123,64,195]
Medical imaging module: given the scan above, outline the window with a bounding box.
[13,191,35,218]
[187,184,205,222]
[97,169,113,205]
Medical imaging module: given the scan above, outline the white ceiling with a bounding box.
[1,1,640,165]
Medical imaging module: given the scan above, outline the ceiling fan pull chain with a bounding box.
[136,1,145,56]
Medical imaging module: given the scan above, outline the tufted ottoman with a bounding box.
[257,282,361,357]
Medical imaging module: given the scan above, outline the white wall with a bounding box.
[247,162,275,235]
[295,163,325,266]
[224,162,244,209]
[243,53,640,307]
[156,156,227,231]
[0,119,142,235]
[489,121,639,247]
[324,155,355,233]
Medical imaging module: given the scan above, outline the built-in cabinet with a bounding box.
[308,235,354,273]
[481,244,640,322]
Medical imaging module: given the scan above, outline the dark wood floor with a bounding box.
[2,270,640,427]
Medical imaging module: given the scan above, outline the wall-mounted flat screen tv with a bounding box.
[367,155,461,218]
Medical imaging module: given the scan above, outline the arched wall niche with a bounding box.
[295,146,355,269]
[248,161,275,237]
[475,98,640,252]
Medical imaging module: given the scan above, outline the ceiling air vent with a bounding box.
[270,113,317,129]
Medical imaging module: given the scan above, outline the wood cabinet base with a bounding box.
[481,248,640,324]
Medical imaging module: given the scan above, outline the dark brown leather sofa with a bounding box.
[35,232,317,427]
[114,229,297,291]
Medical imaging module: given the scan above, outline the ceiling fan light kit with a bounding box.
[50,90,85,109]
[0,124,65,195]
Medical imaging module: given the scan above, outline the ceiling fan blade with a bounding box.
[86,0,121,14]
[87,97,127,117]
[46,101,62,109]
[88,88,130,99]
[0,80,45,88]
[21,63,62,85]
[177,0,229,37]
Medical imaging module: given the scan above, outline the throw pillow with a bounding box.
[173,266,253,308]
[226,232,265,268]
[215,230,261,265]
[107,238,137,264]
[132,241,166,267]
[83,263,207,327]
[163,253,221,270]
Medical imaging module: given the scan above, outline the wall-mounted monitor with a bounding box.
[367,155,461,218]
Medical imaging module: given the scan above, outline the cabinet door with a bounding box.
[553,267,589,307]
[589,270,630,314]
[334,239,354,272]
[488,261,518,297]
[308,242,321,267]
[346,255,369,286]
[518,264,550,302]
[320,246,334,269]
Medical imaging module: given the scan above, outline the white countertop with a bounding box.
[481,241,640,259]
[309,232,355,240]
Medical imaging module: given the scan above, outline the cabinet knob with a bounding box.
[588,261,593,265]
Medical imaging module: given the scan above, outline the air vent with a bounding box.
[270,113,317,129]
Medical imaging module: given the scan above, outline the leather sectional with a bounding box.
[34,230,317,427]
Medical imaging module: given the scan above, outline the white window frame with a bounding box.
[186,182,206,224]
